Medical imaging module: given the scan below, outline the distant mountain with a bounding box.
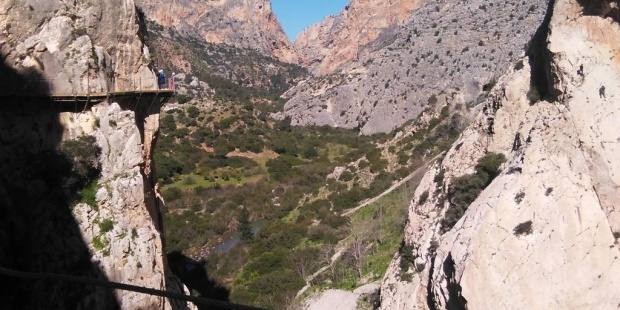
[284,0,549,134]
[295,0,423,75]
[136,0,298,64]
[144,21,306,100]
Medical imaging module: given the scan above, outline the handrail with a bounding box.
[0,266,265,310]
[0,89,175,103]
[2,75,177,97]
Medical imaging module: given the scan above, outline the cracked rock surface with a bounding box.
[379,0,620,309]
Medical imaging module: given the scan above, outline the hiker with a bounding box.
[170,72,176,90]
[157,69,166,89]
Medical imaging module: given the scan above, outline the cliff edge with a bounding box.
[380,0,620,308]
[0,0,185,308]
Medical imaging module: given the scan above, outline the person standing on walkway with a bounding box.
[157,69,166,89]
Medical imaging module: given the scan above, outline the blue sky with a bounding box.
[272,0,349,41]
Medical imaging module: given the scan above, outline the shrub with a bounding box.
[266,157,293,181]
[59,135,101,181]
[98,218,114,233]
[79,180,99,209]
[182,175,197,185]
[397,151,409,165]
[92,235,108,251]
[160,114,177,132]
[186,105,200,118]
[175,94,191,105]
[513,221,533,236]
[433,169,445,186]
[303,145,318,159]
[475,152,506,180]
[418,191,429,205]
[330,186,364,211]
[339,170,354,182]
[163,186,181,202]
[366,147,387,173]
[398,242,416,281]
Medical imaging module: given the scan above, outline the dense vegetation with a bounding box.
[154,89,462,307]
[156,96,393,304]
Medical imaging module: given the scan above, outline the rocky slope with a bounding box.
[136,0,297,64]
[380,0,620,308]
[144,20,306,100]
[0,0,186,308]
[284,0,550,135]
[295,0,422,75]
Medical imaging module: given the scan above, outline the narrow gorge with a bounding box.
[1,0,619,309]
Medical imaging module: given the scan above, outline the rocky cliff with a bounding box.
[284,0,550,135]
[136,0,297,64]
[295,0,422,75]
[0,0,185,308]
[380,0,620,308]
[143,20,306,100]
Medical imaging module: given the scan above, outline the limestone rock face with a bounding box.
[136,0,297,64]
[284,0,549,135]
[0,0,185,309]
[295,0,422,75]
[379,0,620,308]
[1,0,156,94]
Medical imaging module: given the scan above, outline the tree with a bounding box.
[289,249,312,282]
[239,207,253,242]
[302,145,318,159]
[349,228,370,278]
[288,247,321,284]
[320,243,336,279]
[186,105,200,118]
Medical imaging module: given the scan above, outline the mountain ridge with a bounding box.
[136,0,298,64]
[294,0,423,75]
[284,0,550,134]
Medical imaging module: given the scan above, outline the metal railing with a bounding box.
[1,74,177,97]
[0,266,264,310]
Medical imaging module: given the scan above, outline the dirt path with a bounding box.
[341,156,438,217]
[296,155,440,299]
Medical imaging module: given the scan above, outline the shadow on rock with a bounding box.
[167,251,230,309]
[0,59,120,309]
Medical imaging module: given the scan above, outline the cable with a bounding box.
[0,266,265,310]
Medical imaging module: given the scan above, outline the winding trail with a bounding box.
[342,155,439,217]
[296,155,440,299]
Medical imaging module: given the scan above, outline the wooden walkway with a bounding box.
[32,89,175,103]
[0,89,176,112]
